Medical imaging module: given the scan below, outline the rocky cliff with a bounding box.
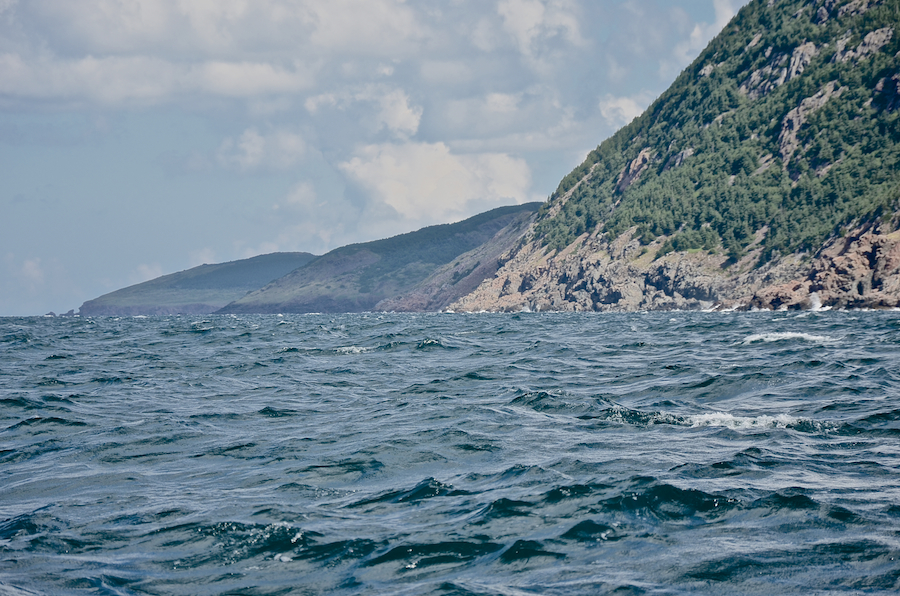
[451,218,900,312]
[452,0,900,312]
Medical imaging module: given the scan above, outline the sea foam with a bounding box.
[742,332,835,344]
[686,412,799,429]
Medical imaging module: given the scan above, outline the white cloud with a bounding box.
[470,17,500,52]
[300,0,424,53]
[3,254,46,291]
[1,252,84,315]
[194,60,312,97]
[375,89,422,137]
[339,141,533,223]
[485,93,520,113]
[217,127,306,171]
[13,0,421,56]
[0,53,313,104]
[304,86,422,136]
[598,92,655,128]
[665,0,744,77]
[497,0,583,61]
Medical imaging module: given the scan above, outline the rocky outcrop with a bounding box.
[449,220,900,312]
[449,227,802,312]
[874,72,900,111]
[816,0,882,23]
[615,148,654,193]
[662,148,694,172]
[833,27,894,63]
[838,0,882,17]
[779,81,845,164]
[789,42,819,79]
[740,42,818,100]
[740,50,790,99]
[749,225,900,309]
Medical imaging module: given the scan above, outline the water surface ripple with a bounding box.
[1,312,899,594]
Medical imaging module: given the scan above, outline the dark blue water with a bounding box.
[2,312,899,595]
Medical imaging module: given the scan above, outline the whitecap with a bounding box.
[742,332,835,344]
[335,346,374,354]
[686,412,799,429]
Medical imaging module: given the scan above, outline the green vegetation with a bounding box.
[534,0,900,265]
[79,252,317,315]
[353,204,536,294]
[220,203,541,313]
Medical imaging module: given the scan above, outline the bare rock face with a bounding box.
[663,148,694,172]
[833,27,894,63]
[450,222,900,313]
[779,81,844,164]
[749,225,900,309]
[816,0,884,22]
[837,0,883,19]
[740,42,818,100]
[788,42,819,79]
[451,228,789,312]
[615,148,654,194]
[740,50,790,99]
[874,73,900,111]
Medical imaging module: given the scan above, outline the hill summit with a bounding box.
[453,0,900,312]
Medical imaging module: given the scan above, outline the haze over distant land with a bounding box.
[78,252,317,316]
[0,0,749,316]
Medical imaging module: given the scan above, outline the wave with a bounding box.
[584,406,836,433]
[334,345,375,354]
[686,412,804,429]
[347,478,464,508]
[742,332,837,344]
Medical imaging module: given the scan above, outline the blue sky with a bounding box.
[0,0,749,315]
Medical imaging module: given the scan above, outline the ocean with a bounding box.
[1,312,899,595]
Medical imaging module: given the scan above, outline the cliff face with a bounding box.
[749,224,900,309]
[452,0,900,312]
[450,220,900,312]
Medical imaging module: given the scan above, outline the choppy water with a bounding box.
[1,312,899,595]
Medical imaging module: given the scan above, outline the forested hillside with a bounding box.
[454,0,900,312]
[536,0,898,264]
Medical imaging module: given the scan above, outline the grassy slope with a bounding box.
[533,0,900,264]
[79,252,317,315]
[218,203,542,313]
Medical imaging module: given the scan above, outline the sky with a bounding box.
[0,0,750,316]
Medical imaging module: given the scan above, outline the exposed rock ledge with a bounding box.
[449,221,900,312]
